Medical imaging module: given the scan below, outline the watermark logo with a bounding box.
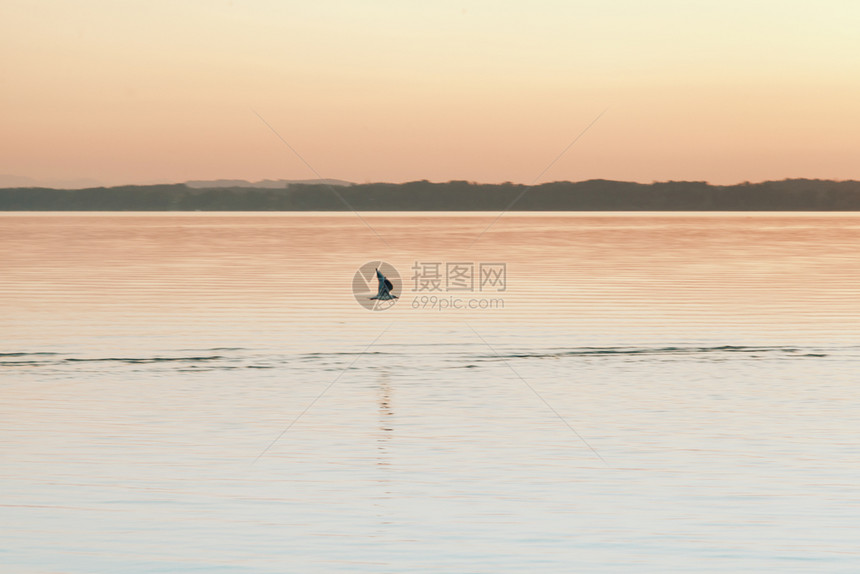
[409,261,507,311]
[411,294,505,311]
[411,261,506,292]
[353,261,506,311]
[353,261,401,311]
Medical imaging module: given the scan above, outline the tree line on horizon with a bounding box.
[2,179,860,210]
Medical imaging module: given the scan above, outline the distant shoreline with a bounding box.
[3,179,860,211]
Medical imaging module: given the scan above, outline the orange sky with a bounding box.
[2,0,859,187]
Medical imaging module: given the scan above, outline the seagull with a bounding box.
[370,268,397,300]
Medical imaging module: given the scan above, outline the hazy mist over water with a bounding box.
[2,213,860,572]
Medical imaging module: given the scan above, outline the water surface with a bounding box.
[2,213,859,572]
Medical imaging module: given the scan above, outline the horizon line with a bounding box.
[4,176,860,191]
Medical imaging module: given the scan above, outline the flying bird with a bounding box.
[370,268,397,300]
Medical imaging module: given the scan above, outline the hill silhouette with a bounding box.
[184,178,352,189]
[2,179,860,211]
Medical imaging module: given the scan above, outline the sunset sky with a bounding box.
[3,0,859,186]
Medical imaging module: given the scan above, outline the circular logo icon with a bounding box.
[353,261,401,311]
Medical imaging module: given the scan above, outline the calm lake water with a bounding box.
[2,212,860,572]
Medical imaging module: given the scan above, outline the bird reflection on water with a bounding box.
[377,370,393,464]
